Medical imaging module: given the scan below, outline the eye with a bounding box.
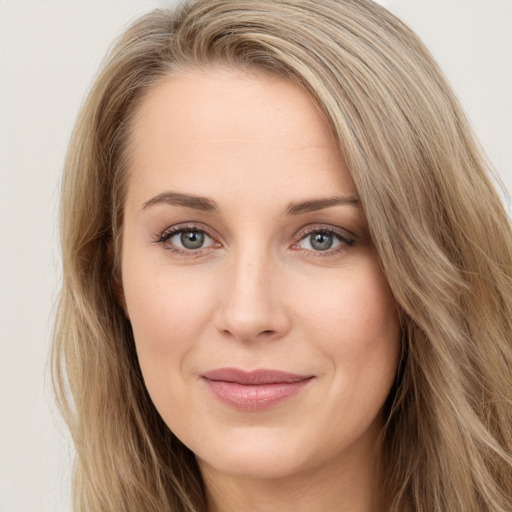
[302,231,338,251]
[158,225,217,252]
[294,228,355,253]
[172,229,210,250]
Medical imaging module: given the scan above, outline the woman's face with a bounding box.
[121,67,400,481]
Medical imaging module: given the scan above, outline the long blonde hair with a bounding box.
[53,1,512,510]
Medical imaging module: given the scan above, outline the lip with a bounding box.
[201,368,314,411]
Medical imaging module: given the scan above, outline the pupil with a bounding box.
[310,232,333,251]
[181,230,204,249]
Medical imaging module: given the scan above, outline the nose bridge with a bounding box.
[217,243,288,341]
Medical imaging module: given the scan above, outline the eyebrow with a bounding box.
[284,195,360,215]
[142,192,219,212]
[141,191,360,215]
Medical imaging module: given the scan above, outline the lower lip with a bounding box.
[202,378,313,411]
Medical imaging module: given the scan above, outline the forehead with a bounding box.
[125,66,357,207]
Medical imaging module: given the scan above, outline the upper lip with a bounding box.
[202,368,313,385]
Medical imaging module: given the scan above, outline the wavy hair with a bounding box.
[52,1,512,510]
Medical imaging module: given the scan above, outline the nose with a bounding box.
[214,250,291,343]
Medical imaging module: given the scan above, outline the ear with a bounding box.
[112,269,130,319]
[108,238,130,319]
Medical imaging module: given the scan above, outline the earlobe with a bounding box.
[113,270,130,319]
[108,238,130,319]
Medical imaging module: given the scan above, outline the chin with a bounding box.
[199,449,309,481]
[190,426,312,480]
[189,410,386,484]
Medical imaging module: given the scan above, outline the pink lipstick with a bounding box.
[201,368,313,411]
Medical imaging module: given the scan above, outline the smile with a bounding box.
[201,368,314,411]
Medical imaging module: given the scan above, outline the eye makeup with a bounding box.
[154,220,359,260]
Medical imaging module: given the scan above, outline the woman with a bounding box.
[52,0,512,511]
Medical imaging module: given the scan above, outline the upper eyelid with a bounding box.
[156,225,218,255]
[156,222,356,247]
[294,223,356,241]
[158,223,217,241]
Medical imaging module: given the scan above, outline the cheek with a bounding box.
[121,259,224,427]
[298,258,399,340]
[294,257,400,395]
[121,255,217,379]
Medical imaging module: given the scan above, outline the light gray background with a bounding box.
[1,1,510,511]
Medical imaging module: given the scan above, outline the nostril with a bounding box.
[221,328,277,340]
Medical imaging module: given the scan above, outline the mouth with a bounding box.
[201,368,314,411]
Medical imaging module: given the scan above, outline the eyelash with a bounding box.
[155,223,356,258]
[156,223,219,257]
[291,226,356,257]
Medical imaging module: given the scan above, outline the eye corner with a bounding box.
[292,224,357,257]
[154,222,222,256]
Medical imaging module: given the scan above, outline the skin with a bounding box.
[121,66,401,512]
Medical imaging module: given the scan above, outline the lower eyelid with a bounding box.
[156,224,354,255]
[156,225,223,256]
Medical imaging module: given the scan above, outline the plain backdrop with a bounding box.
[0,1,510,511]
